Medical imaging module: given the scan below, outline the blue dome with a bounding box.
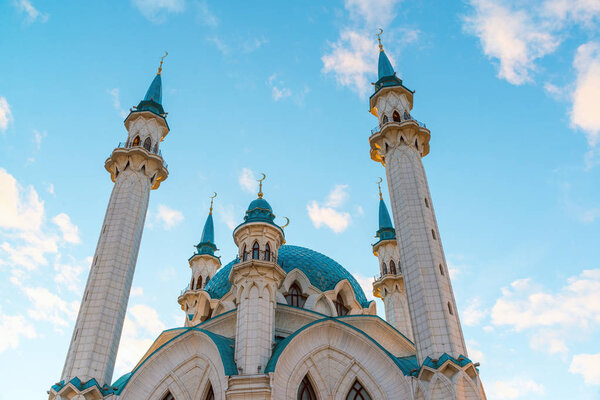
[239,197,276,225]
[247,198,272,212]
[204,245,370,307]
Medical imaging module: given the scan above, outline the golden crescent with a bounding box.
[377,28,383,37]
[377,177,383,184]
[281,217,290,229]
[257,172,266,182]
[161,51,168,61]
[210,192,217,199]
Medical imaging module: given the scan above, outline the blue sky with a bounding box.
[1,0,600,399]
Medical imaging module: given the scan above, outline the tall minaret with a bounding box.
[372,180,413,340]
[230,176,285,377]
[178,194,221,326]
[368,33,487,399]
[59,56,169,389]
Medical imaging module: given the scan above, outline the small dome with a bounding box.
[239,197,276,225]
[247,198,272,212]
[205,245,370,307]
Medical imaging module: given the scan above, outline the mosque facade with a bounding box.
[49,39,487,400]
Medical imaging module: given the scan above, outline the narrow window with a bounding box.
[382,115,389,124]
[439,264,444,276]
[205,385,214,400]
[242,244,247,261]
[393,110,401,122]
[346,380,372,400]
[252,242,260,260]
[162,391,175,400]
[73,329,78,342]
[390,260,397,274]
[448,301,454,315]
[382,262,387,275]
[264,242,271,261]
[415,139,419,149]
[297,375,317,400]
[205,276,211,285]
[432,229,437,240]
[143,137,152,151]
[132,136,140,146]
[404,111,410,120]
[84,291,89,302]
[424,198,429,208]
[335,294,349,316]
[286,283,307,308]
[190,277,195,290]
[153,143,159,153]
[196,276,203,290]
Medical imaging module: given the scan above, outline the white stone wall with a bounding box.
[125,114,166,152]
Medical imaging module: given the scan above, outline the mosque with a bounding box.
[49,36,487,400]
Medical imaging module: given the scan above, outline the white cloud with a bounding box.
[216,203,236,230]
[0,97,13,132]
[32,129,46,151]
[196,0,218,27]
[325,184,349,208]
[0,308,37,353]
[489,378,545,399]
[54,257,87,294]
[467,339,485,362]
[272,86,292,101]
[0,168,44,232]
[307,202,351,234]
[570,353,600,385]
[238,168,258,194]
[46,183,55,195]
[114,304,166,376]
[345,0,403,27]
[542,0,600,26]
[462,297,487,326]
[571,41,600,146]
[131,287,144,297]
[491,269,600,355]
[52,213,81,244]
[463,0,559,85]
[353,274,375,301]
[206,36,229,55]
[155,204,183,230]
[14,0,48,23]
[21,285,79,331]
[131,0,184,23]
[108,88,128,119]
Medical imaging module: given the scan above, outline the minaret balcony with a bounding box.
[370,116,428,136]
[369,116,431,162]
[113,141,168,170]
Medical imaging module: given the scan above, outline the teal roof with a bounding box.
[378,50,395,80]
[375,198,396,243]
[195,213,217,256]
[204,245,371,307]
[134,73,165,115]
[244,197,275,223]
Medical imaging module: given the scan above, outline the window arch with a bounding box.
[205,385,214,400]
[161,391,175,400]
[392,110,401,122]
[448,301,454,315]
[432,229,437,240]
[132,136,140,146]
[242,244,247,261]
[390,260,397,275]
[143,137,152,151]
[334,294,348,316]
[404,111,410,120]
[382,262,387,275]
[264,242,271,261]
[382,115,389,124]
[286,283,306,308]
[439,264,444,276]
[346,380,372,400]
[252,241,260,260]
[196,275,203,290]
[297,375,317,400]
[190,277,195,290]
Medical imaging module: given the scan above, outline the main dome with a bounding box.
[205,245,370,307]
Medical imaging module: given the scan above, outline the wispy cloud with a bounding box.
[307,184,352,233]
[52,213,81,244]
[462,297,487,327]
[570,353,600,385]
[489,377,545,399]
[0,97,13,132]
[155,204,183,230]
[238,168,258,194]
[571,41,600,147]
[14,0,48,23]
[131,0,184,23]
[0,307,37,353]
[195,0,218,27]
[108,88,128,119]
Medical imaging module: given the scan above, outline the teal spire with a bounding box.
[194,194,218,257]
[235,174,282,230]
[373,31,405,93]
[375,180,396,243]
[134,53,167,116]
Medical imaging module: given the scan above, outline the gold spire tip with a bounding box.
[209,192,217,214]
[376,28,384,52]
[257,173,266,199]
[158,51,168,75]
[377,177,383,200]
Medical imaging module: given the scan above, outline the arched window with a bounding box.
[404,111,410,120]
[132,136,140,146]
[382,115,389,124]
[382,262,387,275]
[439,264,444,276]
[205,385,214,400]
[432,229,437,240]
[161,391,175,400]
[424,198,429,208]
[297,375,317,400]
[346,380,372,400]
[390,260,397,274]
[143,137,152,151]
[286,283,306,308]
[196,276,203,290]
[334,294,348,316]
[242,244,247,261]
[252,242,260,260]
[448,301,454,315]
[392,110,401,122]
[264,242,271,261]
[190,277,195,290]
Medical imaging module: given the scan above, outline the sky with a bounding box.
[1,0,600,399]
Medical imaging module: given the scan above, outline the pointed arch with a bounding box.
[204,384,215,400]
[132,136,140,146]
[382,115,389,124]
[334,293,348,316]
[143,137,152,151]
[403,111,410,120]
[382,262,387,275]
[252,241,260,260]
[389,260,397,275]
[264,242,271,261]
[161,391,175,400]
[196,275,203,290]
[346,379,372,400]
[392,110,401,122]
[190,277,195,290]
[286,282,306,308]
[242,244,247,261]
[297,374,317,400]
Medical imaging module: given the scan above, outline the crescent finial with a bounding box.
[377,29,384,52]
[209,192,217,214]
[281,217,290,229]
[158,51,168,75]
[257,173,266,198]
[377,177,383,200]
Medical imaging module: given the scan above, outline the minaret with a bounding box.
[59,56,170,389]
[369,33,485,399]
[178,194,221,326]
[372,180,413,340]
[230,175,285,377]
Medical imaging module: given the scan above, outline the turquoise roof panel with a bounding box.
[375,198,396,243]
[204,245,371,307]
[378,50,395,80]
[144,74,162,103]
[195,213,217,256]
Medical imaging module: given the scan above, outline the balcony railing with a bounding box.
[113,142,168,169]
[373,271,402,281]
[371,116,427,135]
[240,250,276,263]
